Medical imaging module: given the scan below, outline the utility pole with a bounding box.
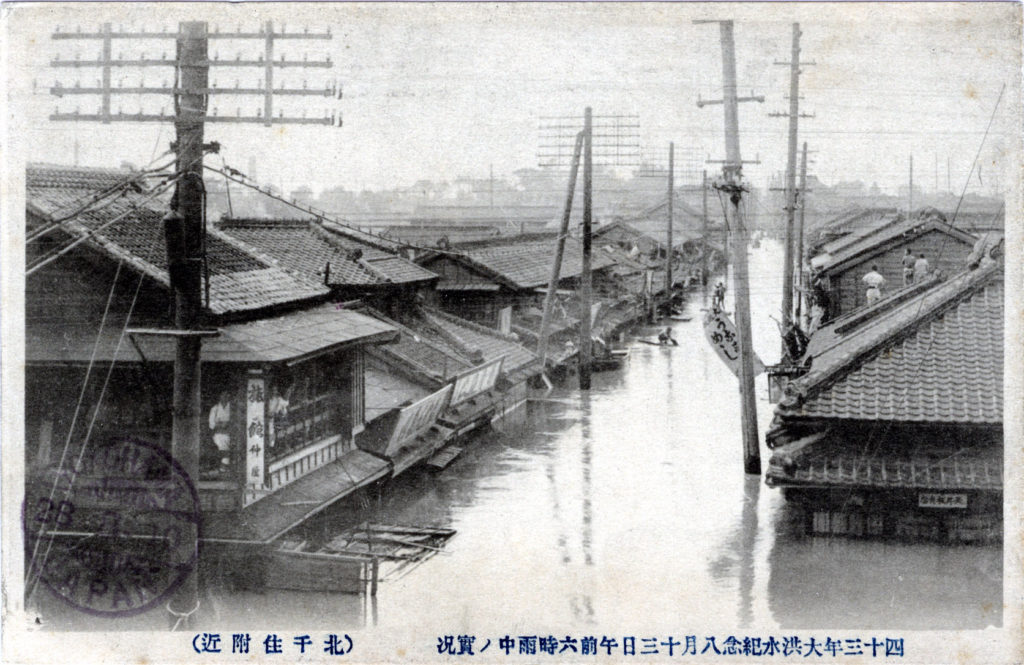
[770,22,814,333]
[696,19,762,475]
[908,153,914,218]
[579,107,594,391]
[47,19,337,629]
[538,132,583,367]
[167,21,207,627]
[701,169,709,295]
[795,141,808,327]
[666,141,674,298]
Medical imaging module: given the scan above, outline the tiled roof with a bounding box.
[27,164,327,315]
[766,438,1002,491]
[447,233,617,289]
[216,218,437,286]
[779,260,1003,425]
[814,217,976,274]
[418,306,541,377]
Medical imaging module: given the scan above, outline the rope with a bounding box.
[167,599,201,632]
[25,259,122,599]
[26,269,146,603]
[26,165,192,276]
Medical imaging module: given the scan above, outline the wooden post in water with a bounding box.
[666,141,674,300]
[538,131,584,367]
[578,107,593,391]
[697,19,762,474]
[795,141,808,326]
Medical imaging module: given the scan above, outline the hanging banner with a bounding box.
[244,375,267,503]
[703,310,765,378]
[384,384,453,457]
[451,356,504,406]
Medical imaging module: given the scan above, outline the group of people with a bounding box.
[861,249,930,306]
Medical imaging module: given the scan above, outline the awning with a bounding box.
[26,303,398,365]
[201,449,391,544]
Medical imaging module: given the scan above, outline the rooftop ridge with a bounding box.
[785,259,1002,412]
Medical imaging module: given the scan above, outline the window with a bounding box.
[267,356,353,463]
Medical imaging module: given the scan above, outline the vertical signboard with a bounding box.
[244,374,267,505]
[703,310,765,378]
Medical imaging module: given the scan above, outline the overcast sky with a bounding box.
[6,2,1020,195]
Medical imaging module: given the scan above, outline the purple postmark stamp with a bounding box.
[24,437,201,617]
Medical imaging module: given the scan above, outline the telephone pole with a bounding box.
[770,22,814,332]
[696,19,762,474]
[538,132,583,367]
[48,19,337,629]
[908,153,914,218]
[795,141,808,326]
[701,169,709,296]
[666,141,674,298]
[579,107,594,391]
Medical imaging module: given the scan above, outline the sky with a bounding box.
[5,2,1020,195]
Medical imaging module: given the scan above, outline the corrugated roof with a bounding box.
[27,164,327,315]
[779,260,1002,425]
[216,218,437,286]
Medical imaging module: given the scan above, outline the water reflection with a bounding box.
[33,239,1002,632]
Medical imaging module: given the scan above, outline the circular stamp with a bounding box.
[24,437,202,618]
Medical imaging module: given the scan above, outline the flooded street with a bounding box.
[303,238,1001,633]
[33,240,1002,634]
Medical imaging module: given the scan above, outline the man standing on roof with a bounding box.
[862,264,885,306]
[902,248,916,286]
[913,252,930,283]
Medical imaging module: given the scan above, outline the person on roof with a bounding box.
[862,265,885,306]
[901,248,916,286]
[913,253,930,283]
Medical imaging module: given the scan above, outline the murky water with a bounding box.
[33,239,1001,632]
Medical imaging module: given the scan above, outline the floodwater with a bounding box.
[32,239,1002,633]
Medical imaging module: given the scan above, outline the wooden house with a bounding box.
[26,164,401,549]
[809,214,976,320]
[766,252,1004,543]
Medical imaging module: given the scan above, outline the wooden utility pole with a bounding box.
[795,141,808,326]
[47,20,337,629]
[701,169,709,295]
[666,141,674,298]
[697,19,762,474]
[579,107,594,391]
[538,132,584,367]
[908,153,914,218]
[165,20,206,627]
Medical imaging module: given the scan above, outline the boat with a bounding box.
[267,523,457,594]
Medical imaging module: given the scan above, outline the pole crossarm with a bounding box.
[51,85,338,97]
[696,94,764,107]
[53,28,332,40]
[50,112,338,125]
[52,58,332,68]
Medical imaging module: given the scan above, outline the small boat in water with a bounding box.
[267,523,457,594]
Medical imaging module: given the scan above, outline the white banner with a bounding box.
[384,384,453,457]
[703,310,765,378]
[245,376,267,494]
[451,356,505,405]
